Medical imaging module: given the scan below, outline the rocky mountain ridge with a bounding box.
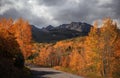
[31,22,92,43]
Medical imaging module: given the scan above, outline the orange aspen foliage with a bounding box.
[85,18,118,77]
[60,55,70,67]
[13,18,32,58]
[0,18,32,59]
[84,22,101,73]
[69,50,81,71]
[113,33,120,78]
[0,18,24,68]
[100,18,118,78]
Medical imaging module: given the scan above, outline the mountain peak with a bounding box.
[45,25,54,30]
[31,22,92,43]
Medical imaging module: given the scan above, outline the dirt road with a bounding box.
[30,66,83,78]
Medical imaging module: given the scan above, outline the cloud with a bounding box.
[111,0,120,18]
[0,0,120,27]
[38,0,65,6]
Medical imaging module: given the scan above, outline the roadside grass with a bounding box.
[54,66,78,74]
[86,72,103,78]
[53,66,103,78]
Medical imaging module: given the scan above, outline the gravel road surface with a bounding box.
[30,66,83,78]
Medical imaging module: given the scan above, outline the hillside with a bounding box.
[29,18,120,78]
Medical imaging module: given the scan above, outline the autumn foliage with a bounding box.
[0,18,32,78]
[1,17,119,78]
[31,18,120,78]
[0,18,32,59]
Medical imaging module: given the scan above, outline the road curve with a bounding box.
[30,66,83,78]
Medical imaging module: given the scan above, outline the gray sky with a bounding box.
[0,0,120,27]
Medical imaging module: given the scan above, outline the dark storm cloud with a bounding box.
[99,0,120,19]
[111,0,120,18]
[38,0,65,6]
[48,0,112,24]
[0,0,53,26]
[0,0,120,27]
[0,6,50,27]
[0,8,20,19]
[0,0,13,6]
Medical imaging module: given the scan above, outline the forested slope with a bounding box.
[29,18,120,78]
